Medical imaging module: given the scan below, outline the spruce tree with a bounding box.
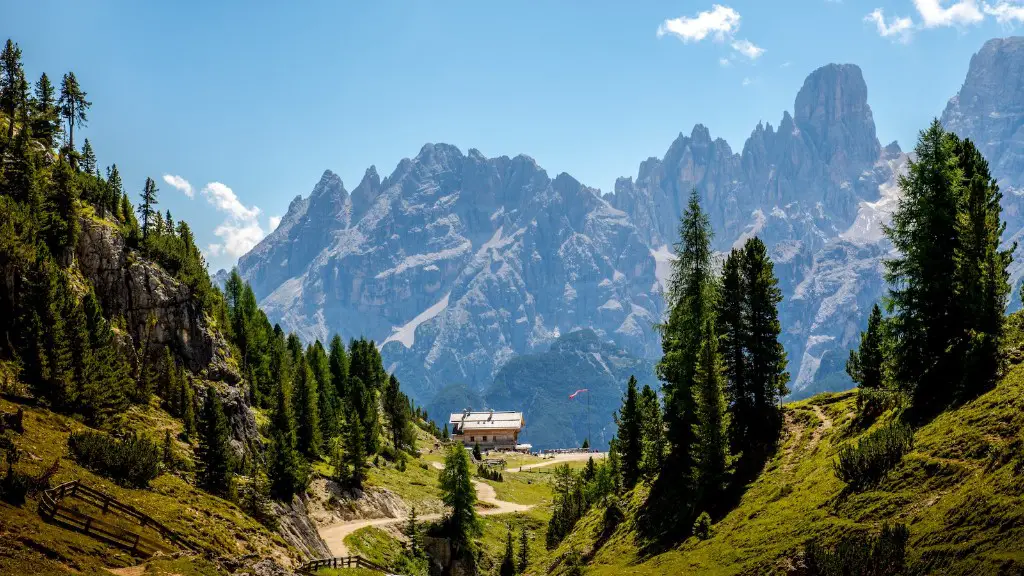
[292,357,321,458]
[718,248,751,459]
[269,380,306,500]
[57,71,90,155]
[47,159,80,257]
[343,407,367,489]
[31,73,59,149]
[80,139,96,174]
[197,386,233,495]
[383,374,413,452]
[405,505,420,556]
[638,384,664,479]
[651,188,715,533]
[0,39,23,141]
[741,237,788,460]
[328,333,349,399]
[439,442,479,553]
[847,304,884,390]
[615,375,642,489]
[79,290,129,423]
[181,377,197,441]
[442,423,449,441]
[885,121,965,417]
[694,318,729,505]
[308,341,340,449]
[138,177,159,241]
[518,526,529,573]
[500,526,516,576]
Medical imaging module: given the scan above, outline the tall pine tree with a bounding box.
[615,375,642,489]
[197,386,234,495]
[694,318,729,506]
[847,304,884,390]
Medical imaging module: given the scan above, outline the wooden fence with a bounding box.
[38,480,198,557]
[298,555,389,574]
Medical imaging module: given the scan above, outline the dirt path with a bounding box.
[320,462,534,557]
[808,405,833,452]
[781,411,804,473]
[517,452,605,471]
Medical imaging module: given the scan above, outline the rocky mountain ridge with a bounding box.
[238,37,1024,423]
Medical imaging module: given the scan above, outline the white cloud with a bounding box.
[984,1,1024,22]
[865,8,915,41]
[912,0,984,27]
[201,182,261,221]
[742,77,754,87]
[731,38,765,59]
[719,57,732,67]
[162,174,194,198]
[781,61,792,68]
[657,4,741,42]
[269,215,282,232]
[200,182,264,258]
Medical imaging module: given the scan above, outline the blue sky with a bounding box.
[6,1,1024,270]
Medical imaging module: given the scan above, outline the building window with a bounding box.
[483,436,488,442]
[470,436,474,442]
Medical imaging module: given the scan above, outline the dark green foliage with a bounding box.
[718,248,750,459]
[500,526,516,576]
[833,421,914,491]
[442,423,449,440]
[614,375,642,489]
[0,434,28,505]
[439,442,478,554]
[803,523,910,576]
[342,406,367,489]
[268,374,307,500]
[138,177,158,240]
[847,304,885,390]
[885,121,1012,418]
[405,505,420,556]
[546,460,615,548]
[694,318,729,505]
[473,442,482,461]
[328,334,349,400]
[638,384,664,479]
[740,237,789,462]
[476,464,504,482]
[693,511,712,540]
[518,526,529,573]
[0,39,24,141]
[57,71,90,156]
[67,430,160,488]
[383,374,414,452]
[240,462,278,530]
[292,356,320,458]
[31,73,59,148]
[196,386,234,495]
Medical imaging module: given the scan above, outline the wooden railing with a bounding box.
[38,480,198,557]
[298,555,389,574]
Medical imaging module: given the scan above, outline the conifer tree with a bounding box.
[181,377,197,441]
[0,39,23,141]
[614,375,642,489]
[269,378,306,500]
[405,505,420,556]
[439,442,478,553]
[343,407,367,489]
[197,386,233,495]
[329,334,349,399]
[307,341,339,450]
[442,423,449,441]
[80,139,96,174]
[885,121,967,416]
[847,304,884,390]
[500,526,516,576]
[518,526,529,573]
[31,73,59,149]
[57,71,90,155]
[138,177,159,241]
[741,237,788,461]
[383,374,413,451]
[651,188,716,532]
[79,291,128,423]
[718,248,751,458]
[293,357,321,458]
[694,318,729,504]
[638,384,664,478]
[47,159,80,257]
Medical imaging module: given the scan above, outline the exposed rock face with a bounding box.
[941,36,1024,309]
[238,42,1024,405]
[270,496,332,561]
[608,63,904,398]
[239,147,663,402]
[76,217,239,383]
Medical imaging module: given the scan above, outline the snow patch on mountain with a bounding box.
[383,292,452,349]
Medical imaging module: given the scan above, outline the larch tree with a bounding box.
[439,442,479,555]
[138,177,159,240]
[614,375,642,489]
[847,303,885,390]
[57,71,90,155]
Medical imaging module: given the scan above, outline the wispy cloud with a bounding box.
[731,38,765,59]
[269,216,282,232]
[719,57,732,67]
[865,8,915,41]
[984,1,1024,23]
[162,174,194,198]
[658,4,766,62]
[199,182,265,258]
[913,0,983,27]
[657,4,741,42]
[742,77,755,87]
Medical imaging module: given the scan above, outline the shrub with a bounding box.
[68,430,161,488]
[477,464,503,482]
[833,421,914,491]
[803,523,909,575]
[693,511,712,540]
[855,388,901,428]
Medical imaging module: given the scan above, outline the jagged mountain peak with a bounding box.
[794,63,880,167]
